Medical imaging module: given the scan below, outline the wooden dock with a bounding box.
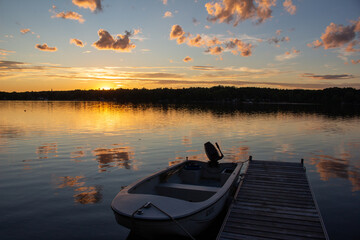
[217,159,329,240]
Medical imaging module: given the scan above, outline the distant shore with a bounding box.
[1,86,359,105]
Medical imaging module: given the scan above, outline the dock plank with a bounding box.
[217,159,328,240]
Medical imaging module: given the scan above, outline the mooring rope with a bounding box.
[131,201,196,240]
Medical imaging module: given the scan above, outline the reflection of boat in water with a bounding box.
[111,142,243,238]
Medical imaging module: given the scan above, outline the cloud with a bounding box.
[191,66,225,71]
[276,29,282,36]
[224,38,253,56]
[72,0,102,12]
[308,19,360,51]
[162,0,168,5]
[92,29,136,52]
[163,11,173,18]
[35,43,57,52]
[351,59,360,64]
[170,25,254,58]
[205,46,224,55]
[188,34,205,47]
[267,36,290,45]
[205,0,276,26]
[52,11,85,23]
[283,0,296,15]
[276,48,300,61]
[0,48,15,56]
[70,38,85,47]
[301,73,355,80]
[20,29,31,34]
[183,56,193,62]
[307,39,323,48]
[193,18,200,25]
[170,25,188,44]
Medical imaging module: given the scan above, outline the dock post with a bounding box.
[301,158,304,165]
[249,155,252,162]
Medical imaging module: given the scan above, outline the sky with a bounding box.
[0,0,359,92]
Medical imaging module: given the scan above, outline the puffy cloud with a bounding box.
[308,19,360,51]
[52,11,85,23]
[276,48,300,61]
[301,73,354,80]
[267,36,290,45]
[20,29,31,34]
[322,22,357,49]
[163,11,173,18]
[205,0,277,26]
[206,46,224,55]
[345,40,360,53]
[170,25,254,57]
[351,59,360,64]
[307,39,323,48]
[72,0,102,12]
[183,56,193,62]
[256,0,276,24]
[170,25,188,44]
[162,0,168,5]
[225,38,253,56]
[70,38,85,47]
[283,0,296,15]
[35,43,57,52]
[92,29,136,52]
[188,34,205,47]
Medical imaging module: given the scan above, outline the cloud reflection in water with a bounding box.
[57,176,103,204]
[92,146,136,171]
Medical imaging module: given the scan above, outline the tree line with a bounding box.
[0,86,359,105]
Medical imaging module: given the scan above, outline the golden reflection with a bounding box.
[57,176,85,188]
[56,176,103,204]
[226,145,250,162]
[310,154,360,192]
[92,146,136,171]
[36,143,57,159]
[182,136,192,145]
[74,186,102,204]
[71,147,87,162]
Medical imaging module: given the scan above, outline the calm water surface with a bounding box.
[0,101,359,240]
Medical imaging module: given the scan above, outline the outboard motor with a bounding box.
[204,142,224,167]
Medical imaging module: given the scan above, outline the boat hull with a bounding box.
[111,160,242,237]
[113,183,233,237]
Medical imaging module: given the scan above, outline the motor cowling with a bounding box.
[204,142,224,165]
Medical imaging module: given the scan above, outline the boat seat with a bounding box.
[158,182,220,192]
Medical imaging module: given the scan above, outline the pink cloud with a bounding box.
[52,11,85,23]
[308,19,360,51]
[170,24,254,57]
[225,38,253,56]
[183,56,193,62]
[72,0,102,12]
[20,29,31,34]
[35,43,57,52]
[351,59,360,64]
[283,0,296,15]
[92,29,135,52]
[205,0,277,26]
[70,38,85,47]
[163,11,173,18]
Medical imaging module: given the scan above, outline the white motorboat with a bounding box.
[111,142,243,238]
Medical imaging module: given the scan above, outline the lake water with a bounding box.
[0,101,359,240]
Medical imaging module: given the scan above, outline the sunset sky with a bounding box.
[0,0,359,91]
